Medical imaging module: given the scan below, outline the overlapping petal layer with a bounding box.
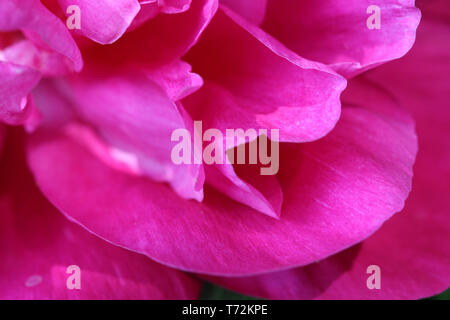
[205,14,450,298]
[55,0,141,44]
[0,62,41,125]
[0,0,82,71]
[223,0,421,78]
[83,0,218,66]
[27,73,417,275]
[0,130,201,299]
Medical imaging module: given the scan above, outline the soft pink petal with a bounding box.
[246,0,421,78]
[205,14,450,298]
[27,77,416,275]
[0,62,41,125]
[42,66,204,201]
[158,0,192,14]
[56,0,140,44]
[0,39,75,76]
[0,0,82,72]
[184,8,346,143]
[0,130,201,300]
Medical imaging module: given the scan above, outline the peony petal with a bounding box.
[0,0,82,71]
[0,62,41,125]
[83,0,218,67]
[242,0,421,78]
[45,66,203,201]
[0,129,201,300]
[184,7,347,143]
[221,0,267,25]
[56,0,140,44]
[27,76,416,275]
[158,0,192,14]
[204,158,284,218]
[205,15,450,298]
[1,39,77,76]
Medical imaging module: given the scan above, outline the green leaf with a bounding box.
[199,282,258,300]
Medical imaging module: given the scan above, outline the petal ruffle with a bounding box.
[221,0,267,25]
[56,0,140,44]
[84,0,218,67]
[0,0,82,71]
[224,0,421,78]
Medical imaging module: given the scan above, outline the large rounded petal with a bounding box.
[27,76,416,276]
[0,129,200,300]
[205,12,450,299]
[223,0,421,78]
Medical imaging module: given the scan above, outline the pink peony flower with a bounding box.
[0,0,448,299]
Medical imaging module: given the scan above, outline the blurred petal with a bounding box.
[0,125,5,153]
[0,0,82,71]
[0,130,201,300]
[27,76,416,275]
[1,39,78,76]
[38,66,204,201]
[0,62,41,125]
[56,0,140,44]
[205,157,284,218]
[221,0,267,25]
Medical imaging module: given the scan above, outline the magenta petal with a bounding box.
[145,60,203,101]
[258,0,421,78]
[85,0,218,66]
[27,74,416,275]
[57,0,140,44]
[221,0,267,25]
[0,62,41,125]
[0,131,200,300]
[184,8,347,143]
[1,39,77,76]
[158,0,192,14]
[0,125,5,153]
[0,0,82,71]
[60,67,204,201]
[205,15,450,298]
[205,161,283,218]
